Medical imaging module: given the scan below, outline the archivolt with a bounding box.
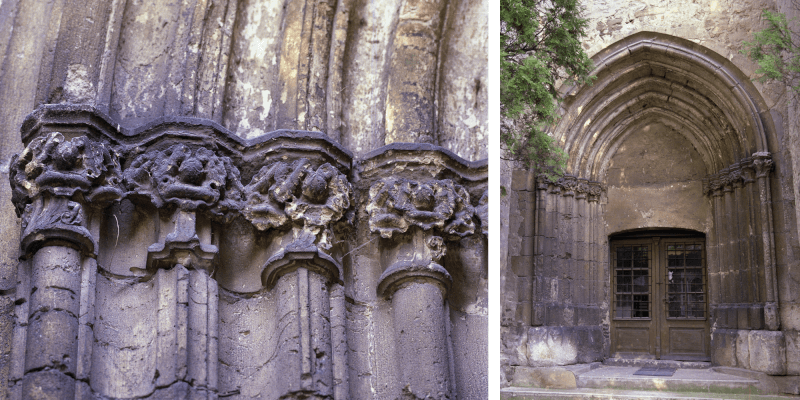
[551,32,774,181]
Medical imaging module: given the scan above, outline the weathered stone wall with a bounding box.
[0,1,488,399]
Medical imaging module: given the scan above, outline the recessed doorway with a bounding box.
[610,231,710,361]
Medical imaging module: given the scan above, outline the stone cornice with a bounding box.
[357,143,487,186]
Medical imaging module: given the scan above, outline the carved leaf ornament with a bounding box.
[243,158,352,231]
[9,132,122,217]
[123,144,244,211]
[366,177,476,239]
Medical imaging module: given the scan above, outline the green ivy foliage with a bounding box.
[501,0,594,178]
[742,10,800,93]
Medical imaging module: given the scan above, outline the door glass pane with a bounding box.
[666,242,705,319]
[614,245,650,319]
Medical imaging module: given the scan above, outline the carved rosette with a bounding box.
[367,177,476,296]
[245,159,352,288]
[9,132,122,256]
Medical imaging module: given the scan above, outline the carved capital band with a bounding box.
[703,153,773,197]
[10,132,123,256]
[366,177,476,240]
[536,174,605,202]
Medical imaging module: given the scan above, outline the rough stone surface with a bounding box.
[511,366,578,389]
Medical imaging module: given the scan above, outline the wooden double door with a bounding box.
[610,236,710,361]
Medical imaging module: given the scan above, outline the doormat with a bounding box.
[633,366,677,377]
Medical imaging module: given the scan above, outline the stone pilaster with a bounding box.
[753,153,779,330]
[122,143,244,398]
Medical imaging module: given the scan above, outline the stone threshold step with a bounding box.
[602,358,711,369]
[501,387,798,400]
[577,366,760,392]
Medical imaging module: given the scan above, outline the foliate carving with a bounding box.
[703,153,773,197]
[366,178,475,239]
[476,190,488,235]
[242,159,351,231]
[123,144,244,211]
[536,174,604,200]
[10,132,122,216]
[753,153,774,178]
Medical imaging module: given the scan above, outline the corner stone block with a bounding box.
[786,330,800,375]
[511,366,577,389]
[749,330,787,375]
[711,329,737,367]
[527,326,578,367]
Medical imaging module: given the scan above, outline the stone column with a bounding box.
[121,144,245,398]
[532,177,549,326]
[9,132,121,399]
[241,159,352,399]
[753,153,779,330]
[709,177,725,307]
[367,177,475,399]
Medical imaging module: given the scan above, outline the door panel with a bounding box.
[610,237,709,360]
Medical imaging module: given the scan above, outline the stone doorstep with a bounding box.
[509,363,775,395]
[602,357,711,369]
[577,366,761,393]
[500,387,800,400]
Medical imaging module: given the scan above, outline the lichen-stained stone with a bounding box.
[749,330,787,375]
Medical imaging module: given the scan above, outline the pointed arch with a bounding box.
[550,31,775,181]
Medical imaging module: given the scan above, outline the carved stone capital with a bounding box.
[476,190,488,236]
[10,132,122,257]
[704,154,773,197]
[367,178,475,240]
[10,132,122,215]
[244,160,351,288]
[124,144,244,213]
[753,152,774,179]
[243,159,351,231]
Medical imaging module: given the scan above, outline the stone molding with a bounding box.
[702,153,772,196]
